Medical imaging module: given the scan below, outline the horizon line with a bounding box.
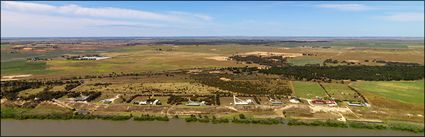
[2,36,424,38]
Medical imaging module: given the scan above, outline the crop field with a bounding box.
[1,60,52,75]
[350,80,424,105]
[50,85,66,91]
[18,86,46,97]
[284,48,424,65]
[320,83,363,101]
[293,81,328,99]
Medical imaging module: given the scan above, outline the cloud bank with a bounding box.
[316,4,377,11]
[1,1,213,37]
[379,12,424,22]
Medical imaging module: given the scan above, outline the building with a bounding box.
[269,98,283,105]
[311,99,338,106]
[185,98,205,106]
[74,95,89,102]
[233,95,253,105]
[77,56,110,60]
[186,100,206,106]
[135,99,161,105]
[289,98,301,104]
[347,101,370,107]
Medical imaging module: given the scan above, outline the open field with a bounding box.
[18,87,46,97]
[350,80,424,105]
[1,39,424,80]
[320,83,363,102]
[1,60,52,75]
[293,81,328,99]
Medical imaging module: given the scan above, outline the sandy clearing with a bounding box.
[309,105,352,113]
[205,56,229,61]
[345,60,360,63]
[220,77,231,81]
[1,74,32,81]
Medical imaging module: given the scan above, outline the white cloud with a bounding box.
[1,1,214,37]
[316,4,376,11]
[378,12,424,22]
[1,1,212,22]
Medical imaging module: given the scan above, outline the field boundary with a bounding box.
[318,82,332,98]
[347,85,369,103]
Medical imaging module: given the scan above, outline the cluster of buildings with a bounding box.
[134,99,161,105]
[76,56,111,60]
[63,54,110,60]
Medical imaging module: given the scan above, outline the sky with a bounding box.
[1,1,424,37]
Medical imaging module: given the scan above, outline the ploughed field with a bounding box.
[1,39,424,133]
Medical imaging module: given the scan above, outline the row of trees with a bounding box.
[259,65,424,81]
[1,80,82,100]
[229,55,288,67]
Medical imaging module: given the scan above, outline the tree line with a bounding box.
[258,65,424,81]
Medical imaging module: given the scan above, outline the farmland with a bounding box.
[293,81,327,99]
[1,39,424,79]
[320,83,364,102]
[350,80,424,105]
[1,38,424,133]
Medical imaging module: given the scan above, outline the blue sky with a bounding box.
[1,1,424,37]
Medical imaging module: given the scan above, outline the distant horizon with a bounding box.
[1,36,424,39]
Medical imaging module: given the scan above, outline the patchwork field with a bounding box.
[350,80,424,105]
[320,83,363,102]
[2,40,424,80]
[293,81,327,99]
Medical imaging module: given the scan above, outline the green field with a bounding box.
[293,81,327,99]
[0,60,51,75]
[351,80,424,104]
[320,83,363,101]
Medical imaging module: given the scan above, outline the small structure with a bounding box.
[135,99,161,105]
[269,98,283,105]
[77,56,110,60]
[100,94,121,104]
[74,94,89,102]
[100,99,113,104]
[289,98,301,104]
[311,99,338,107]
[185,99,206,106]
[233,95,253,105]
[347,101,370,107]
